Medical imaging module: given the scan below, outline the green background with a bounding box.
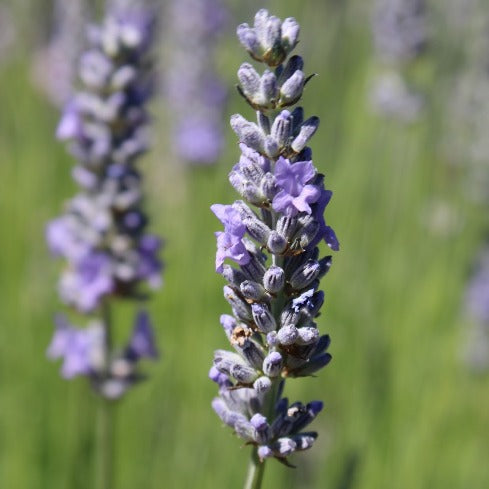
[1,0,488,487]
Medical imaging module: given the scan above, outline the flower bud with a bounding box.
[263,265,285,293]
[259,70,278,106]
[263,351,283,377]
[224,286,252,321]
[289,260,321,290]
[277,324,298,345]
[260,173,278,200]
[231,362,259,384]
[281,17,300,52]
[296,326,319,345]
[238,62,260,99]
[291,116,320,153]
[240,280,267,302]
[230,114,265,153]
[270,110,292,149]
[251,303,277,333]
[267,231,287,254]
[253,376,272,394]
[279,70,305,106]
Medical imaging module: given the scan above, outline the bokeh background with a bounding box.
[1,0,489,488]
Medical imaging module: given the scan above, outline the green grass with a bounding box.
[1,1,488,488]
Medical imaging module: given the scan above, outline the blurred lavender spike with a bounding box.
[162,0,228,165]
[210,9,337,474]
[369,0,428,122]
[372,0,428,64]
[46,0,162,399]
[32,0,90,107]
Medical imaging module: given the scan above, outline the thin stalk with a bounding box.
[243,447,266,489]
[243,377,281,489]
[95,302,116,489]
[96,397,116,489]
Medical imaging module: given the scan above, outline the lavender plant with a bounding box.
[163,0,228,165]
[46,1,162,401]
[209,9,339,486]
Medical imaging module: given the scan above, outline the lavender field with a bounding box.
[1,0,488,488]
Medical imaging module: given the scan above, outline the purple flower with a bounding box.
[56,101,83,140]
[272,157,321,216]
[46,216,89,261]
[59,252,113,312]
[47,1,162,398]
[137,235,163,288]
[211,204,250,272]
[47,317,101,379]
[125,310,158,361]
[210,9,336,465]
[311,188,340,251]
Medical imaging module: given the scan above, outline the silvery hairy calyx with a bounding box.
[164,0,228,165]
[369,0,428,121]
[209,9,339,486]
[46,2,162,401]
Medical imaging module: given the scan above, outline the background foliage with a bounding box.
[1,0,488,488]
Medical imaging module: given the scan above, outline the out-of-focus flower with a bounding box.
[47,0,161,399]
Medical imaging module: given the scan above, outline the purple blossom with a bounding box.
[211,204,250,272]
[59,252,114,312]
[47,1,162,399]
[125,310,158,361]
[137,235,163,288]
[311,188,340,251]
[272,157,321,216]
[47,317,101,379]
[46,216,89,262]
[210,9,337,466]
[56,101,83,140]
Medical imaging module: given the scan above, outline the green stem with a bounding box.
[95,301,115,489]
[96,398,116,489]
[243,447,266,489]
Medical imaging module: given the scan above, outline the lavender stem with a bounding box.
[96,302,115,489]
[244,447,265,489]
[96,397,115,489]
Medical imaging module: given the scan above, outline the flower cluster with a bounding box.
[163,0,228,165]
[48,311,158,399]
[47,2,161,398]
[210,9,338,464]
[369,0,428,121]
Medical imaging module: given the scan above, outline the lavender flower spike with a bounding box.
[47,0,162,400]
[210,9,338,480]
